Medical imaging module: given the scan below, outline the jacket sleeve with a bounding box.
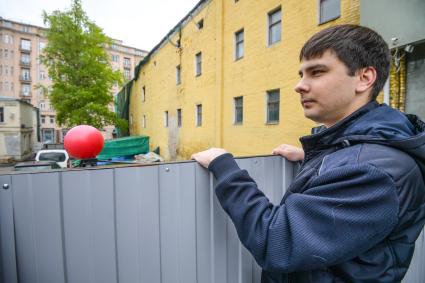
[208,153,399,273]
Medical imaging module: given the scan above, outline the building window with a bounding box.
[22,25,30,33]
[41,115,46,124]
[0,107,4,123]
[319,0,341,24]
[197,19,204,30]
[267,90,280,123]
[4,49,8,58]
[234,96,243,124]
[268,8,282,45]
[124,68,131,80]
[235,29,244,60]
[142,115,146,128]
[21,83,31,96]
[42,128,54,143]
[176,65,181,85]
[124,57,131,67]
[164,111,169,127]
[177,108,182,127]
[111,54,119,62]
[21,68,31,81]
[195,52,202,76]
[39,70,46,80]
[50,116,55,124]
[20,39,31,51]
[142,86,146,102]
[196,104,202,126]
[4,82,9,91]
[39,42,46,52]
[21,53,31,65]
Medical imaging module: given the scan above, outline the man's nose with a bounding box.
[294,78,309,94]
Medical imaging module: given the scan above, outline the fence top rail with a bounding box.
[0,154,284,176]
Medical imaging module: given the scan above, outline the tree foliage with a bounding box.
[40,0,125,129]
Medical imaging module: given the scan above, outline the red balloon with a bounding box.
[64,125,104,159]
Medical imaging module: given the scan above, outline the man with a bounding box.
[192,25,425,282]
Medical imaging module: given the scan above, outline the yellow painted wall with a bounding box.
[130,0,360,160]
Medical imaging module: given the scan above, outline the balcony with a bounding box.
[19,91,32,97]
[19,46,31,53]
[19,75,31,82]
[19,60,31,67]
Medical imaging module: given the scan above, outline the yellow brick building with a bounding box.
[129,0,360,160]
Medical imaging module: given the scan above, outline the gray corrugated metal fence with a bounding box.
[0,156,424,283]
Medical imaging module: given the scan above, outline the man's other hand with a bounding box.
[191,148,228,168]
[272,144,305,161]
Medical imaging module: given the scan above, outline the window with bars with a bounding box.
[267,90,280,123]
[268,8,281,45]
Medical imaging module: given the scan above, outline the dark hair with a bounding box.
[300,24,390,100]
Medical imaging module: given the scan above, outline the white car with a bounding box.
[35,149,70,168]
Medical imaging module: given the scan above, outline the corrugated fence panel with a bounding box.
[0,175,17,283]
[0,156,424,283]
[158,162,197,283]
[61,169,117,283]
[13,173,66,283]
[115,165,161,283]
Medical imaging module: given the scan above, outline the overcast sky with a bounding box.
[0,0,200,51]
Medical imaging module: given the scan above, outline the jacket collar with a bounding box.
[300,101,380,153]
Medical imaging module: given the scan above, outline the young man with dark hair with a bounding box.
[192,24,425,282]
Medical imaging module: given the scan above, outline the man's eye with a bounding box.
[312,70,324,76]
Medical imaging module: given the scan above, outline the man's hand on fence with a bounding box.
[191,148,228,168]
[272,144,305,161]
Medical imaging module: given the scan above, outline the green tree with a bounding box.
[40,0,125,130]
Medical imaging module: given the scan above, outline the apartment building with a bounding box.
[0,17,147,143]
[128,0,360,160]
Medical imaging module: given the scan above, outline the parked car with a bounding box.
[14,161,61,172]
[35,149,70,168]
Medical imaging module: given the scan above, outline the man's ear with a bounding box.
[356,67,377,94]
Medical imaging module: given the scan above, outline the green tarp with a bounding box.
[97,136,149,160]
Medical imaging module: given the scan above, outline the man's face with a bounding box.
[295,50,366,128]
